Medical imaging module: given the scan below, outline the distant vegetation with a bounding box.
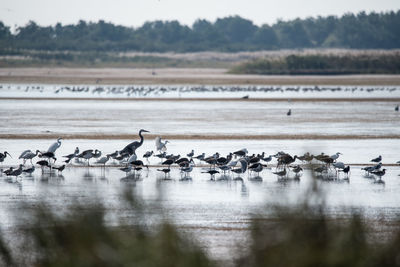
[230,53,400,75]
[0,10,400,54]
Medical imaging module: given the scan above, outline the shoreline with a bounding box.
[1,67,400,85]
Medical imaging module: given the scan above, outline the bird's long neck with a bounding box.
[138,131,145,145]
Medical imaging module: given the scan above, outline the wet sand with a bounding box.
[1,67,400,85]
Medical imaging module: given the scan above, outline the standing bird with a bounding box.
[371,155,382,163]
[395,105,399,111]
[201,169,219,180]
[20,150,40,165]
[48,138,62,153]
[10,164,24,178]
[0,151,12,164]
[143,151,153,162]
[330,152,342,162]
[120,129,149,156]
[287,109,292,116]
[53,164,66,174]
[96,155,110,168]
[187,150,194,159]
[155,137,169,153]
[63,147,79,164]
[23,165,35,175]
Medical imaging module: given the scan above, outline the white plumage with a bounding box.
[48,138,62,153]
[155,137,169,152]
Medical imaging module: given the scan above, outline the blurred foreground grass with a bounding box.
[0,183,399,267]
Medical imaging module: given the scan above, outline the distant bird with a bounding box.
[395,105,399,111]
[120,129,149,156]
[287,109,291,116]
[194,153,205,161]
[180,163,194,177]
[47,138,62,153]
[155,137,169,153]
[3,167,14,176]
[127,153,137,164]
[78,149,98,166]
[36,160,50,172]
[162,158,175,169]
[371,155,382,163]
[39,151,56,163]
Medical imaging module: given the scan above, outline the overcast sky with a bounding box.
[1,0,400,30]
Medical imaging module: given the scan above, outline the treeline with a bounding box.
[230,54,400,75]
[1,11,400,52]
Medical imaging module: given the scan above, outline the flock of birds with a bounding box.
[0,129,396,183]
[3,84,400,98]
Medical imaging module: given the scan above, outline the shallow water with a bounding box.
[1,98,400,138]
[1,85,400,263]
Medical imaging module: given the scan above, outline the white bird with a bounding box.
[330,152,342,161]
[155,137,169,153]
[127,153,137,164]
[48,138,62,153]
[96,155,110,167]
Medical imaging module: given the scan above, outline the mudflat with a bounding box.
[1,67,400,85]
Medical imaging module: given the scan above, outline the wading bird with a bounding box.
[48,138,62,153]
[155,137,169,153]
[120,129,149,156]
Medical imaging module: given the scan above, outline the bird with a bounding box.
[273,168,287,177]
[0,151,12,164]
[39,151,56,164]
[77,149,98,166]
[231,159,248,177]
[187,150,194,158]
[23,165,35,175]
[194,153,205,161]
[10,165,23,178]
[96,155,110,167]
[143,151,153,162]
[63,147,79,163]
[119,165,132,176]
[162,158,175,169]
[107,151,119,162]
[201,169,219,180]
[3,167,14,176]
[47,138,62,153]
[53,164,66,174]
[287,109,291,116]
[339,166,351,178]
[36,160,50,172]
[291,165,303,176]
[249,163,263,176]
[371,155,382,163]
[395,105,399,111]
[120,129,149,156]
[155,137,169,153]
[233,149,248,158]
[157,168,171,179]
[371,168,386,178]
[20,150,40,165]
[330,152,342,161]
[180,164,194,177]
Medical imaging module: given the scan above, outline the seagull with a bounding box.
[120,129,149,156]
[47,138,62,153]
[155,137,169,153]
[371,155,382,163]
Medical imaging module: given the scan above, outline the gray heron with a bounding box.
[20,150,40,165]
[120,129,149,156]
